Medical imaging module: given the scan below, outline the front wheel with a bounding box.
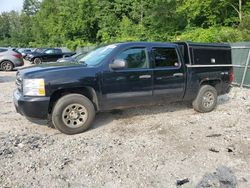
[192,85,217,113]
[52,94,95,135]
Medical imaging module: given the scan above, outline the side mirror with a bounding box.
[110,59,127,70]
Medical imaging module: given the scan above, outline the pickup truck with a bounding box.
[14,42,233,135]
[26,48,75,64]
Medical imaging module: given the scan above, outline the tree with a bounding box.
[0,0,250,48]
[23,0,41,16]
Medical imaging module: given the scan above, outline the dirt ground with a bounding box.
[0,63,249,188]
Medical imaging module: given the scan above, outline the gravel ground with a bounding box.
[0,63,250,188]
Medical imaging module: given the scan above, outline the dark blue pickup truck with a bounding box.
[14,42,233,134]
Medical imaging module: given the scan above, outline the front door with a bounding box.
[101,47,153,110]
[152,46,185,102]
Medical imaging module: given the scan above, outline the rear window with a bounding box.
[153,47,180,68]
[0,48,8,53]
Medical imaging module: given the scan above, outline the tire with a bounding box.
[1,61,14,71]
[51,94,95,135]
[33,58,42,64]
[192,85,217,113]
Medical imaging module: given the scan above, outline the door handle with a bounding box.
[173,73,184,77]
[139,75,151,79]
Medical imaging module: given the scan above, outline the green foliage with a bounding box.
[239,15,250,40]
[177,27,243,43]
[23,0,41,16]
[0,0,249,49]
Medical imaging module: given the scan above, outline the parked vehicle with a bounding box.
[18,48,32,59]
[13,42,233,134]
[56,52,87,63]
[23,48,45,60]
[26,48,75,64]
[0,48,24,71]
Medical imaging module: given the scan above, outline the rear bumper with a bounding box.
[14,58,24,67]
[13,90,50,119]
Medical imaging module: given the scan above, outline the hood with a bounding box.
[19,62,85,77]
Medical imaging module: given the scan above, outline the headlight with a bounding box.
[23,79,45,96]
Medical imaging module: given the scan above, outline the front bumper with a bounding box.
[26,56,33,62]
[13,90,50,119]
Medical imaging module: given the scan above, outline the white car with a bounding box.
[0,48,24,71]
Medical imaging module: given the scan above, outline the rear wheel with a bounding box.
[33,58,42,64]
[52,94,95,135]
[1,61,13,71]
[192,85,217,113]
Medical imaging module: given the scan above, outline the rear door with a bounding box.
[152,46,185,102]
[54,49,64,60]
[101,46,153,110]
[43,49,55,62]
[43,49,61,62]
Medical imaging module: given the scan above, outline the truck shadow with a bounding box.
[29,96,230,132]
[29,102,192,130]
[92,96,230,131]
[91,101,193,131]
[217,94,230,105]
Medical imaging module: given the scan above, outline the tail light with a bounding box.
[229,67,234,83]
[14,53,23,59]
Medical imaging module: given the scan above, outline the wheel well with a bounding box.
[32,57,41,61]
[200,79,222,94]
[48,87,99,114]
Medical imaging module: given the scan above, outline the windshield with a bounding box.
[75,53,86,61]
[71,53,86,60]
[78,45,117,66]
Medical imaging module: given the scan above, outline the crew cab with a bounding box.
[13,42,233,135]
[26,48,75,64]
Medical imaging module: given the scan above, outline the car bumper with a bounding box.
[14,58,24,67]
[13,90,50,119]
[26,56,33,62]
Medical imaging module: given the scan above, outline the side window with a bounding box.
[153,47,180,68]
[54,49,62,54]
[116,48,148,69]
[45,49,54,54]
[0,48,7,53]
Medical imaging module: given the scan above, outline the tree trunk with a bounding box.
[239,0,242,22]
